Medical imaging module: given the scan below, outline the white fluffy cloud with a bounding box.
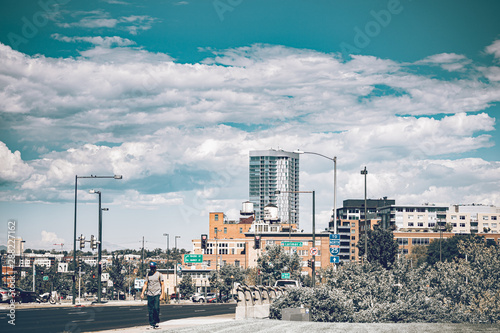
[0,41,499,209]
[0,141,33,183]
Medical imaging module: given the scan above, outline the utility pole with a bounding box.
[361,167,368,260]
[141,237,145,278]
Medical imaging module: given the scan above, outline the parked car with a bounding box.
[220,294,236,303]
[13,288,39,303]
[191,293,206,303]
[0,287,12,303]
[170,293,185,300]
[206,293,217,303]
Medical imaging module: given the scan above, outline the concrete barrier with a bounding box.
[235,284,287,319]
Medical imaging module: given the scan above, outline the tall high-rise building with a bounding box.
[249,149,300,226]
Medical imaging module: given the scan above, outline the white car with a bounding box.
[274,280,301,287]
[191,293,206,302]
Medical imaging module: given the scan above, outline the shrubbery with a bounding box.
[270,238,500,323]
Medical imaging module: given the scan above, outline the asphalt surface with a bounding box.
[3,300,500,333]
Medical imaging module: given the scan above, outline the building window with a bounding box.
[408,215,414,219]
[224,227,227,234]
[460,223,466,228]
[408,222,414,227]
[351,222,356,227]
[418,222,424,227]
[451,215,457,220]
[460,216,466,220]
[234,260,240,267]
[412,238,430,245]
[397,238,408,245]
[428,222,435,227]
[484,223,489,228]
[483,216,489,221]
[491,223,497,229]
[351,236,356,240]
[492,216,497,221]
[417,215,424,220]
[351,229,356,234]
[239,228,243,233]
[214,214,219,221]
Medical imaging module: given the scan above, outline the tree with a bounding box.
[109,254,126,293]
[357,228,398,269]
[179,274,195,298]
[426,234,484,265]
[256,245,302,286]
[407,245,428,267]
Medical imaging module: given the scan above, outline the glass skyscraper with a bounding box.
[249,149,300,226]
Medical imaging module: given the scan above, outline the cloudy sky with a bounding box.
[1,0,499,252]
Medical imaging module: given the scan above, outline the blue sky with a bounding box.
[0,0,499,251]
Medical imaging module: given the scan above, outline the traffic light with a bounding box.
[254,235,261,249]
[92,274,96,279]
[90,235,97,250]
[79,234,85,249]
[201,234,207,250]
[307,259,314,269]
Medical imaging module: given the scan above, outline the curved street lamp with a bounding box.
[294,150,337,234]
[72,174,122,304]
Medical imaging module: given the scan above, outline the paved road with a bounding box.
[0,302,236,333]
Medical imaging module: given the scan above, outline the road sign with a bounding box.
[101,272,109,282]
[281,272,290,279]
[281,241,303,247]
[134,278,145,289]
[43,276,49,281]
[330,256,340,263]
[330,239,340,245]
[184,254,203,263]
[310,247,318,256]
[329,234,340,245]
[329,245,340,255]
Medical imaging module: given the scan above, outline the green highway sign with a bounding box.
[184,254,203,263]
[281,272,290,279]
[43,276,49,281]
[281,241,303,247]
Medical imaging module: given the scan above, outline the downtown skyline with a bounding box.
[0,0,499,251]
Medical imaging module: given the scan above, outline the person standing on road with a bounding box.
[141,262,164,329]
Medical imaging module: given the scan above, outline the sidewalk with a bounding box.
[96,313,236,332]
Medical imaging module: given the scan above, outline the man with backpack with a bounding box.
[141,262,164,329]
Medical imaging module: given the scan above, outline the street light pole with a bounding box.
[275,189,316,287]
[175,235,180,303]
[163,233,169,281]
[90,189,105,303]
[294,150,337,234]
[72,174,122,304]
[361,167,368,260]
